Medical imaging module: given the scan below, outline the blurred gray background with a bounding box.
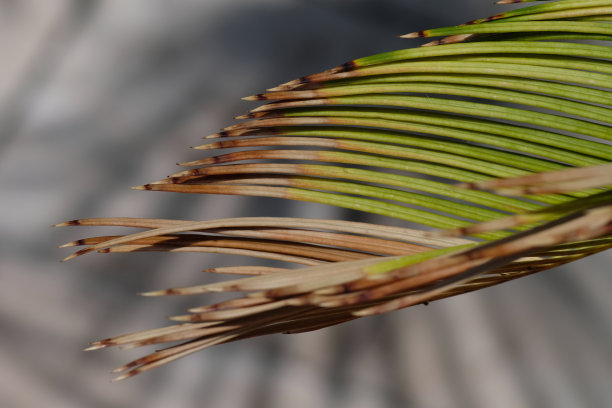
[2,1,612,407]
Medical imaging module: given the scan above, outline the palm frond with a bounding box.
[58,0,611,380]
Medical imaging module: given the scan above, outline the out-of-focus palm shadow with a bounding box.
[2,1,611,407]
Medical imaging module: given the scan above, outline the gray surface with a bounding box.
[1,1,611,407]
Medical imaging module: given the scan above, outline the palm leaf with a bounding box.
[57,0,612,380]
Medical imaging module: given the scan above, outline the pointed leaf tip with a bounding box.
[62,247,96,262]
[61,254,78,262]
[267,85,290,92]
[111,371,134,382]
[139,289,175,297]
[83,343,107,351]
[168,314,194,322]
[52,220,81,228]
[203,131,226,139]
[352,308,374,317]
[399,31,423,39]
[242,94,266,101]
[59,241,78,248]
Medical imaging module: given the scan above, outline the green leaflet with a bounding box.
[410,21,612,38]
[275,107,612,160]
[352,42,612,69]
[472,1,612,22]
[280,82,612,124]
[322,73,612,107]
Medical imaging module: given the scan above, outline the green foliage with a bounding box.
[59,0,612,380]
